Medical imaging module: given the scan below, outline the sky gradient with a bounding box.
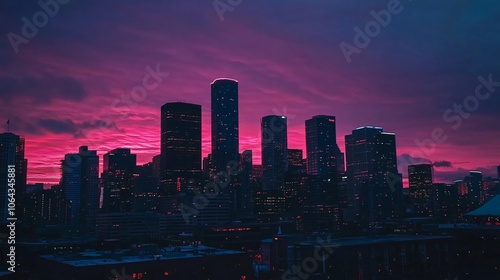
[1,0,499,186]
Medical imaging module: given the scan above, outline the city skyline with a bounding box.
[1,87,499,187]
[1,1,499,186]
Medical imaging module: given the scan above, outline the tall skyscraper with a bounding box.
[345,126,402,226]
[211,78,239,173]
[101,148,137,213]
[261,115,288,191]
[160,102,202,195]
[0,132,27,224]
[305,115,340,178]
[408,164,433,217]
[302,116,345,232]
[61,146,99,228]
[497,165,500,179]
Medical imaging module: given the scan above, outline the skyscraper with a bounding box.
[61,146,99,228]
[305,115,340,178]
[261,115,288,191]
[211,78,239,173]
[408,164,433,217]
[0,132,27,224]
[160,102,202,195]
[101,148,137,213]
[497,165,500,179]
[303,116,343,232]
[345,126,402,226]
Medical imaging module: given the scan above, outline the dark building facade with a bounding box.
[408,164,433,217]
[211,78,239,173]
[289,235,454,280]
[345,126,403,226]
[61,146,99,228]
[261,115,288,191]
[465,171,483,212]
[36,245,253,280]
[287,149,305,175]
[0,132,27,224]
[24,185,70,226]
[133,162,158,212]
[431,183,458,222]
[160,102,202,195]
[101,148,137,213]
[239,150,254,216]
[305,115,340,178]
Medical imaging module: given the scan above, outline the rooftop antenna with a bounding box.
[6,118,10,132]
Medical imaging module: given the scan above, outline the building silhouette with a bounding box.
[287,149,305,175]
[345,126,403,226]
[261,115,288,191]
[239,150,254,216]
[465,171,483,211]
[61,146,99,228]
[101,148,137,213]
[0,132,27,223]
[133,162,158,212]
[302,116,343,232]
[24,185,70,226]
[160,102,202,195]
[211,78,239,173]
[408,164,433,217]
[305,115,340,177]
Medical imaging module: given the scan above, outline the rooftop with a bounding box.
[299,234,451,248]
[40,245,245,267]
[466,195,500,217]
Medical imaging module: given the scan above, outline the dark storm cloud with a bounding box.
[0,75,86,103]
[434,165,498,183]
[432,160,453,168]
[36,118,120,137]
[1,0,499,184]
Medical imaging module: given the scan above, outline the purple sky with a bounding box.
[1,0,499,185]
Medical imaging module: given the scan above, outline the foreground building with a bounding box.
[262,234,454,280]
[36,245,253,280]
